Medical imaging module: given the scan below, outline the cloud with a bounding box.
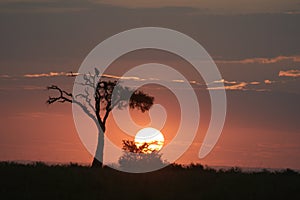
[220,82,247,91]
[284,10,300,15]
[172,79,185,83]
[24,72,65,78]
[208,79,275,91]
[216,55,300,65]
[0,0,91,13]
[13,70,298,93]
[208,76,298,92]
[0,74,10,78]
[278,69,300,77]
[213,79,237,84]
[102,74,143,81]
[22,71,254,91]
[1,0,299,15]
[23,71,145,82]
[208,80,249,91]
[24,72,79,78]
[264,79,273,84]
[91,0,300,14]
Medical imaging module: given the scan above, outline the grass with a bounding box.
[1,162,299,200]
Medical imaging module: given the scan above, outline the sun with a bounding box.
[134,127,164,152]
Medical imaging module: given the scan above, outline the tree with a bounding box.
[118,140,166,171]
[47,69,154,167]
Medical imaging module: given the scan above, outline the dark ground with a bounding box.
[1,162,299,200]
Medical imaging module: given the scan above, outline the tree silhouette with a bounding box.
[118,139,165,171]
[47,69,154,167]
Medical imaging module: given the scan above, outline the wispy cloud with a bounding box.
[24,72,79,78]
[22,71,258,91]
[212,79,237,84]
[208,79,277,91]
[209,79,249,91]
[264,80,273,84]
[0,0,90,14]
[284,10,300,15]
[172,79,185,83]
[4,69,298,93]
[208,81,248,91]
[102,74,144,81]
[23,72,145,81]
[278,69,300,77]
[0,74,10,78]
[24,72,63,78]
[216,55,300,65]
[91,0,300,15]
[1,0,298,15]
[20,71,267,92]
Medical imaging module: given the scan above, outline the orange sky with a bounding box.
[0,53,299,169]
[0,1,299,170]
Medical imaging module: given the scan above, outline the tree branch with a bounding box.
[75,88,95,113]
[47,76,154,136]
[47,85,98,125]
[46,85,72,104]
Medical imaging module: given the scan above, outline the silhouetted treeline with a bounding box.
[0,162,299,200]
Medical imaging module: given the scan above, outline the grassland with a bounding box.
[1,162,299,200]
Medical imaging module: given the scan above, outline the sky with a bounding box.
[0,0,299,169]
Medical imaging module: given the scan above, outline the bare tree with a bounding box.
[47,69,154,167]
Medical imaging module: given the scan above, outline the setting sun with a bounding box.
[134,127,164,152]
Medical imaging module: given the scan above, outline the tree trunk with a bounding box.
[91,130,104,168]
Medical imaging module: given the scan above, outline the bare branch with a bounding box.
[46,85,98,125]
[46,85,72,104]
[75,88,95,113]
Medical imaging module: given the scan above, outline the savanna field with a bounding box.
[1,162,299,200]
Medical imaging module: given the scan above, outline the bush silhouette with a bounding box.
[118,140,166,171]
